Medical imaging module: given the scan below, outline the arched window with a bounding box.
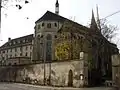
[42,23,44,27]
[37,35,40,40]
[54,23,57,27]
[46,34,52,40]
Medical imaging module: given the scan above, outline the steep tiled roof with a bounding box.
[35,11,89,31]
[0,34,33,49]
[35,11,66,23]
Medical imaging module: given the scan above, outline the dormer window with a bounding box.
[47,23,51,28]
[20,40,22,43]
[9,43,11,46]
[42,23,44,27]
[13,41,16,44]
[23,39,25,43]
[18,40,20,43]
[54,23,57,27]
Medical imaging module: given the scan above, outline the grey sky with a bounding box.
[1,0,120,48]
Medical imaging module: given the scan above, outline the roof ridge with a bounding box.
[11,34,33,41]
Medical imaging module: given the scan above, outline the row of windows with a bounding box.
[37,35,57,39]
[1,52,32,60]
[0,46,32,54]
[8,39,32,46]
[37,23,57,29]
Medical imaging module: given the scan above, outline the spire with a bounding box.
[55,0,59,14]
[56,0,59,7]
[90,10,98,31]
[96,5,101,32]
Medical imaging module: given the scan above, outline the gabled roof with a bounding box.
[35,11,89,30]
[35,11,66,23]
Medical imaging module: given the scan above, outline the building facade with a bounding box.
[112,54,120,87]
[0,0,119,86]
[0,34,33,65]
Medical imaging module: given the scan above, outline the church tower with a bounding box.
[55,0,59,14]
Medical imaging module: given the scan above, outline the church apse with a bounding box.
[54,31,89,61]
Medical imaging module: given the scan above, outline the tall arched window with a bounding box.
[46,34,52,40]
[46,34,52,61]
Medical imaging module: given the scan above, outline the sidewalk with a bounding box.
[14,83,113,90]
[14,83,80,90]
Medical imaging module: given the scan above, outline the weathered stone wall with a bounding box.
[112,54,120,87]
[0,60,88,87]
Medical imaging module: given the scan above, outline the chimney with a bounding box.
[8,37,11,41]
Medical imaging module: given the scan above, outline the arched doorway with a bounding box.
[68,69,73,87]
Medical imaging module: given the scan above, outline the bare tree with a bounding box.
[0,0,30,32]
[1,0,30,9]
[100,19,118,41]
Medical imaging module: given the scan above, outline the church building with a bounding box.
[0,0,119,86]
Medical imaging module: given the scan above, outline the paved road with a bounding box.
[0,83,113,90]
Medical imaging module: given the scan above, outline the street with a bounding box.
[0,83,113,90]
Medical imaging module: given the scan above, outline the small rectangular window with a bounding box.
[15,48,17,52]
[20,47,22,51]
[30,46,32,49]
[10,49,12,52]
[38,25,40,29]
[10,55,12,58]
[26,46,28,50]
[47,23,51,28]
[20,53,22,56]
[30,52,32,56]
[25,52,27,56]
[3,51,5,53]
[20,40,22,43]
[14,41,16,44]
[2,57,4,60]
[6,55,8,59]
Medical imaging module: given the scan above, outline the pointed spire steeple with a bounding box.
[90,10,98,31]
[56,0,59,7]
[55,0,59,14]
[96,5,101,32]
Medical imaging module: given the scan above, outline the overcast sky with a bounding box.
[1,0,120,49]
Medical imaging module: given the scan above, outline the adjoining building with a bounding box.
[112,54,120,87]
[0,0,119,86]
[0,34,33,65]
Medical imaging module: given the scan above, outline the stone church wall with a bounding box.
[0,60,88,87]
